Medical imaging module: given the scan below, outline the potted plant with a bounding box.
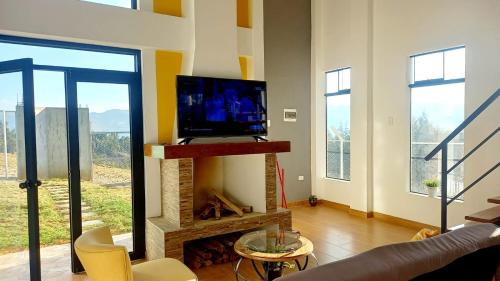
[309,195,318,207]
[423,179,440,198]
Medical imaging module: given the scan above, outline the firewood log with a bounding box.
[221,203,253,214]
[199,205,214,220]
[211,189,244,216]
[214,200,221,220]
[208,238,226,253]
[187,246,212,259]
[203,239,225,254]
[185,259,202,269]
[239,206,253,213]
[184,251,204,265]
[219,237,235,247]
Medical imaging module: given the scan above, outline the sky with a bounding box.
[327,48,465,139]
[0,42,134,113]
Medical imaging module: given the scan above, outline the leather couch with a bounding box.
[277,223,500,281]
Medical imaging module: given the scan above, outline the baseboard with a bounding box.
[372,212,439,231]
[319,199,350,211]
[349,209,374,218]
[285,200,309,207]
[318,199,436,229]
[319,199,371,218]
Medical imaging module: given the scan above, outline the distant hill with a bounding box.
[89,109,130,132]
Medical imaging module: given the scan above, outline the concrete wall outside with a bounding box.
[16,107,92,180]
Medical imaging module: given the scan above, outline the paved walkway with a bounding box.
[44,184,104,230]
[0,233,132,281]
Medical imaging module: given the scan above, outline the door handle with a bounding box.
[18,180,42,190]
[19,181,28,189]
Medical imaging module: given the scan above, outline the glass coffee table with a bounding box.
[233,230,317,281]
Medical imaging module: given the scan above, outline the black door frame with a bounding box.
[0,58,41,281]
[0,35,145,278]
[64,67,145,272]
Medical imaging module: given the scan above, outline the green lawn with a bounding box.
[81,181,132,234]
[0,175,132,255]
[0,180,68,254]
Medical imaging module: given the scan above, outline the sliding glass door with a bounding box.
[66,69,144,271]
[0,36,144,280]
[0,59,40,280]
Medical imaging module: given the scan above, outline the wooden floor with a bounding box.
[12,204,418,281]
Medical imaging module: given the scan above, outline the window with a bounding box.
[410,47,465,197]
[325,68,351,180]
[82,0,137,9]
[0,41,136,72]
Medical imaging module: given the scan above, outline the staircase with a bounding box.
[465,196,500,223]
[44,184,104,230]
[424,88,499,233]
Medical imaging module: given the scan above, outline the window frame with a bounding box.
[409,46,465,88]
[82,0,138,9]
[325,67,352,181]
[408,46,465,196]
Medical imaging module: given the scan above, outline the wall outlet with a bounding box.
[267,119,271,128]
[298,176,304,181]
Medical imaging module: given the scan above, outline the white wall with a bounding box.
[311,0,372,212]
[0,0,265,218]
[312,0,500,227]
[372,0,500,227]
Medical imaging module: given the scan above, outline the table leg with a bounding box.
[310,252,319,266]
[233,257,244,281]
[295,252,319,271]
[294,256,308,271]
[263,262,283,281]
[252,260,266,280]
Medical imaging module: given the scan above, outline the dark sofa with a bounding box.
[277,223,500,281]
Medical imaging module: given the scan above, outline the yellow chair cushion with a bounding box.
[75,227,133,281]
[74,226,197,281]
[132,258,197,281]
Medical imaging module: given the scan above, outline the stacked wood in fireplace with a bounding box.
[184,233,242,269]
[199,189,253,220]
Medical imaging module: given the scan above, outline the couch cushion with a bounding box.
[277,223,500,281]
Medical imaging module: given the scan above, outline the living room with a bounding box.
[0,0,498,281]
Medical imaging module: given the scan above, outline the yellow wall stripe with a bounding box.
[156,50,183,144]
[239,56,248,80]
[237,0,252,28]
[154,0,182,17]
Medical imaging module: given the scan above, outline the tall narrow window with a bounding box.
[410,47,465,198]
[326,68,351,180]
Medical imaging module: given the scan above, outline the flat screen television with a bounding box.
[176,75,268,139]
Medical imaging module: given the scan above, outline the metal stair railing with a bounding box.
[424,88,499,233]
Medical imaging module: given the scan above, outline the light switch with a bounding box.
[298,176,304,181]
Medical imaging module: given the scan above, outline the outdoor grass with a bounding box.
[0,166,132,255]
[92,164,131,186]
[0,153,17,177]
[0,180,69,255]
[81,180,132,235]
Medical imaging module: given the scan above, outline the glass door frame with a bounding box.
[0,34,145,278]
[0,58,41,281]
[63,67,145,272]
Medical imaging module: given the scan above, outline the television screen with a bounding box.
[177,75,268,139]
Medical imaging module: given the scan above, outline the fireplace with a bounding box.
[144,141,292,262]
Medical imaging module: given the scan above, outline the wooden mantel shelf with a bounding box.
[144,141,291,159]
